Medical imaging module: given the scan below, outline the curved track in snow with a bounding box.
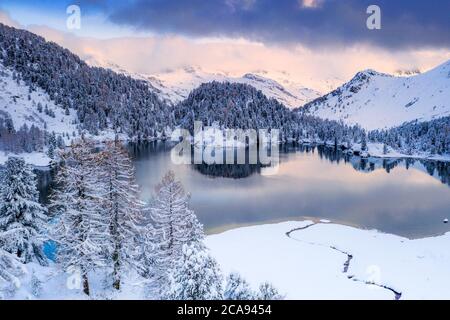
[286,222,402,300]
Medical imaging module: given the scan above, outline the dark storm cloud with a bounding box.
[83,0,450,49]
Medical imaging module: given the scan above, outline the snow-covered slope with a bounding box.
[0,64,77,137]
[0,59,150,166]
[207,220,450,300]
[0,63,78,165]
[303,60,450,130]
[94,63,322,109]
[0,62,138,166]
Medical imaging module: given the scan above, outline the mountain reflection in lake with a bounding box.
[37,142,450,239]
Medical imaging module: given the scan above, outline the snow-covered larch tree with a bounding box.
[49,139,108,296]
[149,171,204,289]
[0,157,48,265]
[166,243,223,300]
[224,272,255,300]
[99,139,144,290]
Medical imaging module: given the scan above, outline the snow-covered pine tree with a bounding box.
[383,143,388,155]
[184,209,205,245]
[149,171,204,290]
[257,282,284,300]
[47,132,57,159]
[0,248,25,298]
[0,157,48,265]
[136,221,158,282]
[49,138,108,296]
[361,133,368,151]
[30,269,43,298]
[166,243,223,300]
[224,272,255,300]
[346,139,352,150]
[99,139,144,290]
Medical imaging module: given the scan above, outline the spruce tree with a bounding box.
[0,248,25,297]
[0,157,48,265]
[257,282,284,300]
[47,132,57,159]
[224,272,255,300]
[136,222,158,282]
[166,243,223,300]
[361,133,368,151]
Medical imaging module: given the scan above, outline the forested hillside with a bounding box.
[369,116,450,156]
[174,81,365,144]
[0,23,173,140]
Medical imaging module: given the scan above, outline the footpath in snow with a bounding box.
[206,221,450,300]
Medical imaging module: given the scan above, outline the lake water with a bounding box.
[37,142,450,239]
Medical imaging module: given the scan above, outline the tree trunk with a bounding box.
[111,176,121,291]
[82,272,90,296]
[113,248,120,290]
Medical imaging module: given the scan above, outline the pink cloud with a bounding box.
[1,9,449,93]
[299,0,323,9]
[0,10,19,28]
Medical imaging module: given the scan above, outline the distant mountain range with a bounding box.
[90,61,323,109]
[93,57,450,131]
[301,61,450,130]
[0,22,449,159]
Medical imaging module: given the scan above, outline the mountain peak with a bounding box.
[182,65,203,74]
[302,60,450,130]
[353,69,387,79]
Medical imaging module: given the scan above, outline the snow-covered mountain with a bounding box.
[302,60,450,130]
[92,62,322,109]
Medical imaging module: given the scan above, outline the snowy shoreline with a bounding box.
[306,140,450,163]
[355,142,450,163]
[206,220,450,300]
[3,139,450,169]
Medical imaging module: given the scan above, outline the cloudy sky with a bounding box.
[1,0,449,91]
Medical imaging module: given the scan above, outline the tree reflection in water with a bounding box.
[192,143,450,186]
[33,141,450,205]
